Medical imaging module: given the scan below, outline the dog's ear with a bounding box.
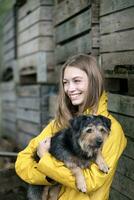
[98,115,111,131]
[69,115,88,132]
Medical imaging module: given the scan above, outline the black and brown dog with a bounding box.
[28,115,111,200]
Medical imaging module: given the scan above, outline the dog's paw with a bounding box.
[99,163,109,173]
[77,180,87,193]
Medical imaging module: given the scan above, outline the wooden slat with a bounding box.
[3,49,14,62]
[18,21,53,45]
[55,33,92,63]
[111,113,134,139]
[110,188,130,200]
[18,6,53,33]
[112,172,134,199]
[108,93,134,117]
[100,0,134,16]
[17,108,41,123]
[117,155,134,180]
[18,0,53,20]
[101,51,134,70]
[0,151,18,157]
[17,97,40,110]
[18,131,34,148]
[17,120,40,136]
[55,9,91,43]
[100,29,134,53]
[54,0,91,25]
[17,85,40,97]
[18,37,54,58]
[100,7,134,34]
[124,138,134,160]
[3,40,15,54]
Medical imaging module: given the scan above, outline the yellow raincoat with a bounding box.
[15,92,127,200]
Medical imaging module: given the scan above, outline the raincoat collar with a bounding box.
[83,91,109,116]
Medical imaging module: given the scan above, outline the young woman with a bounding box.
[15,54,127,200]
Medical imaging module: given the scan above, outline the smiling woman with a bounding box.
[15,54,127,200]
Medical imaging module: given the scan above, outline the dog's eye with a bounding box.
[86,128,92,133]
[100,128,106,133]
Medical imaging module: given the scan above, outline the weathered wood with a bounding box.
[18,37,54,58]
[2,112,16,123]
[18,21,53,45]
[17,120,40,136]
[112,172,134,199]
[100,29,134,52]
[1,82,15,91]
[54,0,91,25]
[3,49,14,62]
[55,33,92,63]
[100,7,134,34]
[55,9,91,43]
[108,93,134,117]
[110,188,130,200]
[18,131,34,148]
[3,18,14,34]
[3,40,15,54]
[117,155,134,180]
[17,85,40,97]
[92,25,99,48]
[18,6,53,33]
[111,113,134,139]
[124,138,134,160]
[3,28,14,44]
[17,108,41,123]
[49,94,58,117]
[2,120,16,133]
[17,97,40,110]
[0,151,17,157]
[100,0,134,16]
[101,51,134,70]
[18,0,54,20]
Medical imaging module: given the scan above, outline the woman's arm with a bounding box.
[15,120,57,185]
[36,116,127,193]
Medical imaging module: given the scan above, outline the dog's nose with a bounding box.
[96,137,103,147]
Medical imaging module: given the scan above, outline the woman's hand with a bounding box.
[37,137,51,158]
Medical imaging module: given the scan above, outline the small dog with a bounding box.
[28,115,111,200]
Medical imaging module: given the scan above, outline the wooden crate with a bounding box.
[54,0,100,65]
[108,92,134,200]
[1,81,17,140]
[16,84,57,148]
[17,0,55,83]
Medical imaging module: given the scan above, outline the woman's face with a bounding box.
[63,66,89,108]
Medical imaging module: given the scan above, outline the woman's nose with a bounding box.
[68,83,75,91]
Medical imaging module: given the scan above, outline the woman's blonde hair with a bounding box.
[55,54,104,128]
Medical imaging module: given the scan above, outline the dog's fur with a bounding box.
[28,115,111,200]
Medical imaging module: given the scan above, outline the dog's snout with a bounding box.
[96,137,103,147]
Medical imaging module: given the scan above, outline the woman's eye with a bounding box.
[74,79,81,83]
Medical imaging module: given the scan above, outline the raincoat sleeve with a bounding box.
[15,120,57,185]
[36,115,127,193]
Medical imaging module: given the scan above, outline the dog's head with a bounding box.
[69,115,111,157]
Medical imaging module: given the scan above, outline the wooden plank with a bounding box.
[100,0,134,16]
[2,112,16,123]
[54,0,91,25]
[18,6,53,33]
[0,151,17,157]
[3,28,14,43]
[17,97,40,110]
[18,131,34,148]
[18,0,54,20]
[1,91,16,101]
[111,113,134,139]
[3,40,15,54]
[17,120,40,136]
[117,155,134,180]
[108,93,134,117]
[3,18,14,34]
[101,51,134,70]
[55,33,92,63]
[92,25,99,48]
[100,7,134,34]
[18,21,53,45]
[2,120,16,133]
[2,101,16,112]
[17,85,40,97]
[18,37,54,58]
[112,172,134,199]
[3,49,14,62]
[55,9,91,43]
[18,51,54,71]
[124,138,134,160]
[100,30,134,53]
[17,108,41,123]
[1,82,15,91]
[110,188,130,200]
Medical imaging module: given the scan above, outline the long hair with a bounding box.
[55,54,104,129]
